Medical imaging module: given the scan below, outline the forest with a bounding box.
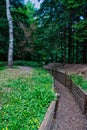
[0,0,87,66]
[0,1,87,130]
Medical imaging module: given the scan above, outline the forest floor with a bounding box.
[44,63,87,130]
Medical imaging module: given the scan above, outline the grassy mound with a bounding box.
[0,67,56,130]
[71,74,87,92]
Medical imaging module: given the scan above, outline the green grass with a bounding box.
[71,74,87,91]
[0,67,56,130]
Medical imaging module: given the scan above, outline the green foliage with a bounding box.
[0,0,36,62]
[71,74,87,91]
[73,19,87,42]
[0,61,6,66]
[13,60,40,67]
[11,0,35,25]
[11,1,36,61]
[35,0,87,64]
[0,68,56,130]
[0,1,8,61]
[0,62,6,70]
[0,0,87,64]
[33,22,61,64]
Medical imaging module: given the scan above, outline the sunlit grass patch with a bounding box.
[0,67,56,130]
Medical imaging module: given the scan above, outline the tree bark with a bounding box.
[68,23,72,64]
[6,0,13,67]
[83,42,87,64]
[76,42,79,63]
[64,27,66,64]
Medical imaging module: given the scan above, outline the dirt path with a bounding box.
[51,80,87,130]
[18,66,32,73]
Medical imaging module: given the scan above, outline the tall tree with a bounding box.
[36,0,87,64]
[6,0,13,67]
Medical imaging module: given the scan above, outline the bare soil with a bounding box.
[18,66,32,73]
[44,63,87,79]
[64,64,87,79]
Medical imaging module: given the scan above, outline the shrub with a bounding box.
[13,60,40,67]
[0,62,6,70]
[0,61,5,66]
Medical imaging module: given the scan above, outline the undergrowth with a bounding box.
[13,60,41,67]
[0,61,6,70]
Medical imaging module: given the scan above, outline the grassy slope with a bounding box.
[71,74,87,92]
[0,67,56,130]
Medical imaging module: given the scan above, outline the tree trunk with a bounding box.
[83,42,87,64]
[60,33,63,62]
[64,28,66,64]
[6,0,13,67]
[68,23,72,64]
[76,42,79,63]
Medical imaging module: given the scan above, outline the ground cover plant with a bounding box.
[71,74,87,92]
[0,67,56,130]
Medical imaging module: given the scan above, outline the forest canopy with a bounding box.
[0,0,87,65]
